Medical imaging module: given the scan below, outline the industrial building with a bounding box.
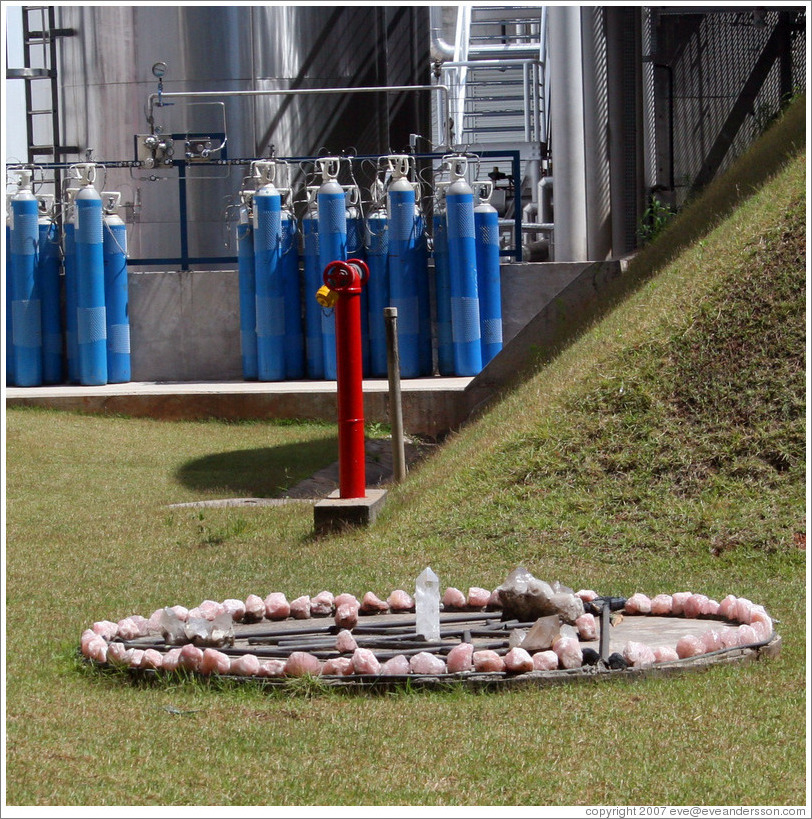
[4,5,806,431]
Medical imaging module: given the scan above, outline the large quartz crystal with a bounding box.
[415,567,440,641]
[496,567,584,623]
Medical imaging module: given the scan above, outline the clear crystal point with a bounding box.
[415,566,440,641]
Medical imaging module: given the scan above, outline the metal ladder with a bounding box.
[6,6,77,193]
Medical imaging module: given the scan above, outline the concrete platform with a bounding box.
[313,488,389,534]
[4,376,473,439]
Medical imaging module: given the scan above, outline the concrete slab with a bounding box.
[5,377,473,439]
[313,488,388,534]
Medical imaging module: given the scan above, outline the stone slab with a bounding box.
[313,488,388,534]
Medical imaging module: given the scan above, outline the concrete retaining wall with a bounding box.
[127,261,595,382]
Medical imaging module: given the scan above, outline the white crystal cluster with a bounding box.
[79,574,775,680]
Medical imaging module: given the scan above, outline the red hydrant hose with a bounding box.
[323,259,369,499]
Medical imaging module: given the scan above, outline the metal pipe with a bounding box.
[384,307,407,484]
[429,4,456,61]
[147,85,452,149]
[323,258,369,499]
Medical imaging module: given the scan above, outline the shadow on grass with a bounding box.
[175,435,338,497]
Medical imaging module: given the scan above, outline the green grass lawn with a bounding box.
[4,101,807,807]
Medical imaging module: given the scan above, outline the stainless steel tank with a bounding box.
[55,5,429,267]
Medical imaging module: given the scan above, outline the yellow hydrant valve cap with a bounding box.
[316,284,339,308]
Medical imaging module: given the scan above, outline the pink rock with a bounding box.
[442,587,467,609]
[92,620,119,640]
[334,593,360,609]
[87,637,108,663]
[129,649,145,668]
[504,647,534,673]
[624,593,652,615]
[650,594,673,616]
[575,613,598,641]
[719,628,742,649]
[683,594,709,619]
[703,598,720,616]
[290,595,312,620]
[244,594,266,622]
[387,589,414,611]
[735,598,754,624]
[161,648,183,672]
[576,589,599,603]
[473,650,505,672]
[676,634,705,659]
[701,630,725,653]
[380,655,411,676]
[446,643,474,673]
[178,643,204,671]
[737,624,759,646]
[671,592,692,616]
[264,592,291,621]
[257,659,287,677]
[360,591,390,614]
[750,607,773,635]
[171,605,190,621]
[322,657,355,676]
[146,609,165,633]
[310,590,335,616]
[285,651,322,677]
[230,653,261,676]
[718,594,738,620]
[653,646,680,663]
[486,589,502,610]
[335,603,359,630]
[198,599,226,620]
[200,648,232,675]
[106,642,133,666]
[622,640,656,668]
[335,629,358,653]
[80,629,99,654]
[467,587,490,609]
[116,617,143,641]
[553,636,583,669]
[221,599,246,621]
[532,650,559,671]
[410,651,447,675]
[141,648,164,670]
[351,647,381,675]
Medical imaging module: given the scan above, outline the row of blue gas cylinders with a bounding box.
[239,177,502,381]
[6,184,130,387]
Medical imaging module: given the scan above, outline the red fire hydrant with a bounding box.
[321,258,370,499]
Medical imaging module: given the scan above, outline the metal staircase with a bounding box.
[433,5,549,243]
[437,8,548,156]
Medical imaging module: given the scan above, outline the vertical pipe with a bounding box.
[384,307,407,484]
[75,182,107,386]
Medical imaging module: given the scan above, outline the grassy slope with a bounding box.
[4,100,807,807]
